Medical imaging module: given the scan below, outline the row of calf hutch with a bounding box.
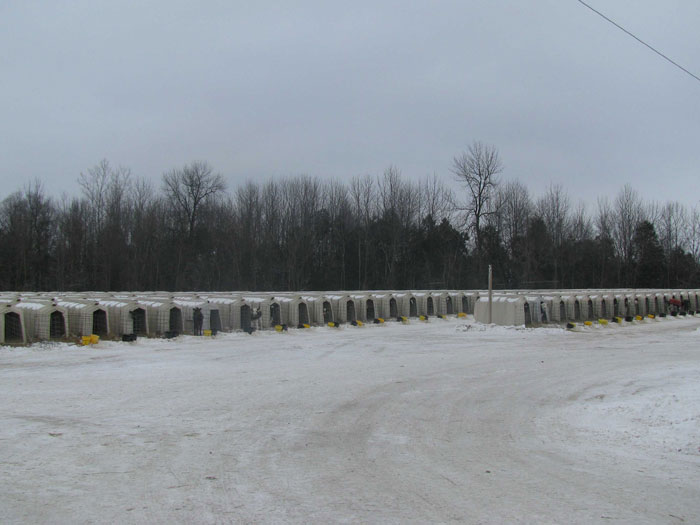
[474,290,700,326]
[0,290,474,343]
[0,289,698,343]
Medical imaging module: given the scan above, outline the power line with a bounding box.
[575,0,700,85]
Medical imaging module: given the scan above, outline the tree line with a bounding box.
[1,146,699,292]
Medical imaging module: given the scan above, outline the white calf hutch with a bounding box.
[394,293,419,318]
[202,295,242,332]
[369,293,400,320]
[275,296,311,327]
[238,295,281,330]
[1,302,28,344]
[173,298,222,335]
[474,295,534,326]
[136,299,184,336]
[95,299,149,337]
[349,293,372,322]
[362,294,378,322]
[325,294,356,324]
[444,292,463,315]
[575,294,594,321]
[462,292,479,315]
[299,295,323,325]
[414,292,438,317]
[13,300,69,342]
[56,300,110,337]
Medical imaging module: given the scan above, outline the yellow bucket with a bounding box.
[457,312,467,318]
[81,336,92,346]
[203,329,212,336]
[90,334,100,344]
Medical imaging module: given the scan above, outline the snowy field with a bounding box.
[2,317,700,524]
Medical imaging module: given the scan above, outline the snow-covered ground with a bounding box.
[1,317,699,524]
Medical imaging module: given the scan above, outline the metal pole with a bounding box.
[488,264,493,324]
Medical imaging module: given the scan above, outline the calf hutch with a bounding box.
[302,295,324,325]
[319,297,335,324]
[56,300,109,338]
[462,292,478,315]
[173,298,222,335]
[13,301,69,342]
[95,299,149,337]
[1,302,27,344]
[325,294,356,324]
[300,294,337,325]
[201,295,241,332]
[136,299,184,336]
[239,295,282,330]
[475,295,538,326]
[395,292,419,318]
[414,292,437,317]
[369,293,400,320]
[443,292,461,315]
[275,296,311,327]
[361,294,377,322]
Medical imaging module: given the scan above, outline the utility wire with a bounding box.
[575,0,700,84]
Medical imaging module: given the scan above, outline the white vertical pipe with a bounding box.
[488,264,493,324]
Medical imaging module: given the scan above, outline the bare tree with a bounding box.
[0,181,56,289]
[537,184,570,247]
[257,180,283,289]
[377,166,419,225]
[79,160,111,236]
[131,177,155,214]
[496,180,531,256]
[78,160,132,288]
[376,166,420,287]
[613,184,644,283]
[658,201,687,256]
[595,196,614,240]
[656,200,690,286]
[349,175,376,225]
[536,184,570,285]
[325,179,352,226]
[54,195,90,290]
[321,180,352,289]
[162,161,225,238]
[570,201,592,242]
[419,174,454,223]
[689,205,700,265]
[128,177,163,290]
[593,196,618,286]
[349,175,376,289]
[451,141,502,252]
[279,175,322,289]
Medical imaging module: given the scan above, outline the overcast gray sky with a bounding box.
[2,0,699,208]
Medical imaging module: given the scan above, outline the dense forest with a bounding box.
[2,145,699,292]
